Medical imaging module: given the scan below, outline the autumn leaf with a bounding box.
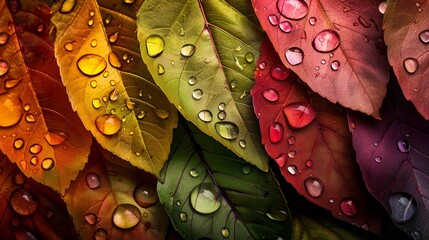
[251,40,381,232]
[383,0,429,119]
[0,0,92,194]
[0,152,79,239]
[63,144,170,240]
[252,0,389,117]
[51,0,178,177]
[349,79,429,239]
[136,0,269,171]
[158,119,292,239]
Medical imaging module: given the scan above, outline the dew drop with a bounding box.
[304,177,323,198]
[94,228,107,240]
[137,110,145,120]
[215,122,239,140]
[287,165,297,175]
[13,138,24,149]
[190,182,222,214]
[403,58,419,74]
[30,156,39,165]
[179,212,187,222]
[146,35,164,57]
[189,169,199,177]
[218,102,226,111]
[112,204,141,229]
[77,54,107,76]
[85,213,97,225]
[268,14,279,26]
[269,122,284,143]
[86,172,100,189]
[180,44,196,57]
[4,79,22,89]
[0,32,10,45]
[378,2,387,14]
[312,30,340,53]
[217,111,226,120]
[259,61,267,70]
[92,98,102,109]
[288,150,296,159]
[245,52,254,63]
[108,52,122,69]
[104,14,112,25]
[330,60,340,71]
[239,140,246,148]
[285,48,304,66]
[419,30,429,44]
[157,64,165,75]
[133,183,158,208]
[44,130,69,146]
[198,110,213,123]
[397,139,410,153]
[0,60,10,77]
[309,17,317,26]
[95,114,121,135]
[60,0,76,13]
[388,192,416,224]
[192,89,203,100]
[108,31,120,44]
[29,144,42,154]
[87,19,94,27]
[262,89,279,102]
[283,103,316,128]
[374,156,382,163]
[270,65,289,80]
[276,0,309,20]
[90,39,97,47]
[266,209,288,222]
[221,227,230,238]
[340,198,358,217]
[10,189,38,216]
[25,114,36,123]
[41,158,54,170]
[188,76,196,85]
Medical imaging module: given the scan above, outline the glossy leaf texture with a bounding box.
[158,119,292,239]
[251,40,381,232]
[349,79,429,239]
[63,144,170,240]
[252,0,389,117]
[51,0,178,177]
[137,0,269,171]
[0,0,91,194]
[383,0,429,119]
[0,152,79,239]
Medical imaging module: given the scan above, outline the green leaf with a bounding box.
[51,0,178,177]
[158,119,292,239]
[137,0,268,171]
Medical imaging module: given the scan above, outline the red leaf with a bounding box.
[349,79,429,238]
[251,40,382,232]
[252,0,389,117]
[383,0,429,119]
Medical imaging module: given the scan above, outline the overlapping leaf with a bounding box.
[0,152,79,239]
[0,0,91,194]
[383,0,429,119]
[251,40,381,232]
[136,0,269,171]
[63,144,170,240]
[51,0,177,177]
[252,0,389,117]
[158,119,292,239]
[349,79,429,239]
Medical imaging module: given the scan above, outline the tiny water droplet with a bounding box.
[239,140,246,148]
[90,39,97,47]
[306,160,313,167]
[217,111,226,120]
[175,200,182,206]
[95,114,121,135]
[276,0,309,20]
[0,60,10,77]
[374,156,382,163]
[397,139,410,153]
[287,165,297,175]
[189,169,199,177]
[0,32,10,45]
[288,150,296,159]
[215,122,239,140]
[87,19,94,27]
[13,138,24,149]
[329,198,335,203]
[403,58,419,74]
[275,154,287,168]
[86,172,100,189]
[179,212,187,222]
[154,109,169,119]
[270,65,289,80]
[287,136,296,145]
[94,228,107,240]
[92,98,102,109]
[309,17,317,26]
[192,89,203,100]
[30,156,39,165]
[25,114,36,123]
[262,89,279,102]
[312,30,340,53]
[41,158,54,170]
[77,54,107,76]
[268,14,279,25]
[242,164,251,174]
[157,64,165,75]
[411,230,421,240]
[388,192,416,224]
[104,14,112,25]
[419,30,429,44]
[188,76,196,85]
[221,227,230,238]
[146,35,164,57]
[269,122,284,143]
[112,204,141,229]
[266,209,288,222]
[10,189,38,216]
[304,177,324,198]
[285,48,304,66]
[218,102,226,111]
[180,44,196,57]
[84,213,97,225]
[13,172,25,185]
[259,61,267,70]
[198,110,212,122]
[133,183,158,208]
[190,182,222,214]
[37,23,45,33]
[340,198,358,217]
[60,0,76,13]
[109,89,119,102]
[358,16,371,28]
[29,144,42,154]
[378,2,387,14]
[245,52,254,63]
[137,110,145,119]
[283,103,316,128]
[90,80,98,88]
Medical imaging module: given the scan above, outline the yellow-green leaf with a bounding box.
[51,0,178,177]
[136,0,268,171]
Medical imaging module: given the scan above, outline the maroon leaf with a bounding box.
[383,0,429,119]
[252,40,382,232]
[252,0,389,117]
[349,79,429,239]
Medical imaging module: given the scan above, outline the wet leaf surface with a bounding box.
[137,0,269,171]
[51,0,177,177]
[252,40,381,232]
[158,118,292,239]
[0,0,91,194]
[252,0,389,117]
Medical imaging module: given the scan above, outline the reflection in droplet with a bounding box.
[190,183,222,214]
[95,114,121,135]
[304,177,323,198]
[276,0,309,20]
[10,189,38,216]
[181,44,196,57]
[112,204,141,229]
[133,183,158,208]
[198,110,213,123]
[146,35,164,57]
[285,48,304,66]
[266,209,288,222]
[403,58,419,74]
[77,54,107,76]
[86,172,100,189]
[388,192,416,224]
[312,30,340,53]
[214,122,239,140]
[269,122,284,143]
[340,198,358,217]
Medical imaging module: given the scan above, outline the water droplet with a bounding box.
[123,0,136,4]
[92,98,102,109]
[175,200,182,206]
[304,177,324,198]
[330,60,340,71]
[77,54,107,76]
[132,184,158,208]
[192,89,203,100]
[29,144,42,154]
[262,89,279,102]
[104,14,112,25]
[10,189,38,216]
[218,102,226,111]
[95,114,121,135]
[388,192,416,224]
[94,228,107,240]
[245,52,254,63]
[85,213,97,225]
[181,44,196,57]
[86,172,100,189]
[25,114,36,123]
[239,140,246,148]
[306,160,313,167]
[146,35,164,57]
[4,79,22,89]
[276,0,309,20]
[287,136,296,145]
[137,110,145,120]
[88,19,94,27]
[30,156,39,165]
[41,158,54,170]
[13,172,25,185]
[397,139,410,153]
[268,14,279,25]
[60,0,76,13]
[108,90,119,102]
[269,122,284,143]
[266,209,288,222]
[288,150,296,158]
[230,80,237,89]
[179,212,187,222]
[329,198,335,203]
[270,65,289,80]
[0,60,9,77]
[108,52,122,69]
[13,138,24,149]
[188,76,196,85]
[285,48,304,66]
[374,156,382,163]
[312,30,340,52]
[340,198,358,217]
[217,111,226,120]
[221,227,230,238]
[215,122,239,140]
[44,131,69,146]
[419,30,429,44]
[89,80,98,88]
[190,182,222,214]
[0,32,10,45]
[189,169,199,177]
[89,39,97,48]
[157,64,165,75]
[309,17,317,26]
[403,58,419,74]
[287,165,297,175]
[283,103,316,128]
[378,2,387,14]
[198,110,213,123]
[411,230,421,240]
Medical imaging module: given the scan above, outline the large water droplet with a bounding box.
[60,0,76,13]
[94,228,107,240]
[181,44,196,57]
[279,21,293,33]
[340,198,358,217]
[270,65,289,81]
[0,60,10,77]
[215,122,239,140]
[312,30,340,53]
[276,0,309,20]
[95,114,121,135]
[266,209,288,222]
[85,213,97,225]
[190,182,222,214]
[388,192,416,224]
[112,204,141,229]
[86,172,100,189]
[77,54,107,76]
[146,35,164,57]
[198,110,213,123]
[0,94,22,127]
[10,189,38,216]
[304,177,323,198]
[403,58,419,74]
[44,130,69,146]
[397,139,410,153]
[283,103,316,128]
[133,183,158,208]
[419,30,429,44]
[192,89,203,100]
[285,48,304,66]
[0,32,10,45]
[269,122,284,143]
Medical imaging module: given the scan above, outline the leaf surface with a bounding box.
[349,79,429,239]
[383,0,429,119]
[137,0,269,171]
[51,0,178,177]
[251,40,381,232]
[0,0,91,194]
[158,119,292,239]
[252,0,389,117]
[63,144,170,240]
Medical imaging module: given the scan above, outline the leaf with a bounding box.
[63,144,170,240]
[0,152,79,239]
[252,0,389,117]
[158,118,292,239]
[0,0,91,194]
[136,0,269,171]
[383,0,429,119]
[349,79,429,239]
[251,40,381,232]
[51,0,178,177]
